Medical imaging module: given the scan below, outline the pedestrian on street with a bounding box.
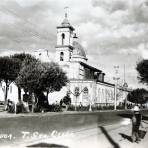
[131,105,143,143]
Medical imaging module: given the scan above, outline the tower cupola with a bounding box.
[55,13,75,63]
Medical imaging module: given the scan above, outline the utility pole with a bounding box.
[74,87,79,111]
[123,64,128,109]
[113,66,120,110]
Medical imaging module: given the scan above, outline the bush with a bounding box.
[116,105,125,110]
[67,105,75,111]
[45,104,62,112]
[33,103,125,113]
[67,105,90,111]
[16,102,30,113]
[7,104,15,113]
[33,105,41,113]
[77,105,89,111]
[67,104,124,111]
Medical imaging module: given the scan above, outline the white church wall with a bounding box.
[69,80,96,106]
[79,64,85,76]
[0,83,5,101]
[34,49,51,62]
[69,62,80,79]
[48,86,68,104]
[55,48,72,62]
[0,82,18,103]
[96,82,115,106]
[7,83,18,103]
[69,62,86,80]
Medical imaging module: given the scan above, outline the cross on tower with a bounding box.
[64,6,69,18]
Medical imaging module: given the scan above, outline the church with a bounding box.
[48,13,130,107]
[0,13,130,108]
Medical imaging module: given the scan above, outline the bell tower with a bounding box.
[55,12,75,63]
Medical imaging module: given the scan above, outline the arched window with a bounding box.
[82,87,89,103]
[83,87,88,94]
[60,52,64,61]
[74,87,80,96]
[70,52,72,59]
[61,33,65,45]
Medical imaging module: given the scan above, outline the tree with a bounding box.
[136,60,148,85]
[11,53,37,102]
[0,56,20,106]
[16,59,68,109]
[11,53,35,62]
[127,88,148,104]
[16,57,42,94]
[16,57,44,110]
[40,62,68,98]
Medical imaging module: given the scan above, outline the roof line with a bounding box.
[97,80,115,86]
[80,62,102,72]
[57,26,75,31]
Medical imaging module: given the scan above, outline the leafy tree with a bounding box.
[16,57,44,110]
[136,60,148,85]
[16,59,68,108]
[127,88,148,104]
[16,57,42,93]
[40,62,68,97]
[11,53,37,102]
[0,56,20,106]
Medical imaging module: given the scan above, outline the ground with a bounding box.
[0,110,148,148]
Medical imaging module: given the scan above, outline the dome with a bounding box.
[72,41,87,58]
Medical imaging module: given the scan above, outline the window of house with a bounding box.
[60,52,64,61]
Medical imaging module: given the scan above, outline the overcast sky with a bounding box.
[0,0,148,88]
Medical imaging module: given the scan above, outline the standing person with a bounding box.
[131,105,143,143]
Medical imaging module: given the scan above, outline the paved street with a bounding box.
[16,118,148,148]
[0,110,148,148]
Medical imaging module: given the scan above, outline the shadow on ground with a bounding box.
[117,113,148,122]
[99,126,120,148]
[27,143,69,148]
[119,133,133,142]
[117,113,132,119]
[142,115,148,121]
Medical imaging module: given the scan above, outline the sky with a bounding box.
[0,0,148,88]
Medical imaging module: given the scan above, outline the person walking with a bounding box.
[131,105,143,143]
